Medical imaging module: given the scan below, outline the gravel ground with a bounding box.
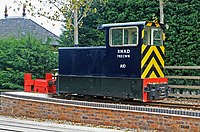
[158,97,200,105]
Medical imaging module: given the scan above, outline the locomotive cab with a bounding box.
[58,21,168,102]
[142,23,168,101]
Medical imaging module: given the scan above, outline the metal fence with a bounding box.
[165,66,200,98]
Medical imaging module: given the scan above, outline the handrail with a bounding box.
[165,66,200,94]
[169,85,200,89]
[166,76,200,80]
[165,66,200,69]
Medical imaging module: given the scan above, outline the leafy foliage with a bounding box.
[60,0,160,46]
[164,0,200,86]
[0,35,57,90]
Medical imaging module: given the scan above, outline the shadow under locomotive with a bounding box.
[57,21,169,102]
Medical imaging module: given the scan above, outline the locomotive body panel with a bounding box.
[59,47,106,76]
[104,24,144,78]
[57,75,143,100]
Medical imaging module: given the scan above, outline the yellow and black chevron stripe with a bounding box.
[146,21,160,27]
[141,44,165,78]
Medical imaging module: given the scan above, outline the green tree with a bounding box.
[60,0,159,46]
[59,0,106,46]
[0,35,57,90]
[14,0,106,46]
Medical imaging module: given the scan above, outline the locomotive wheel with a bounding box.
[112,97,123,102]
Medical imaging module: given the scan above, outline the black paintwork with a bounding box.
[57,75,143,99]
[59,47,106,76]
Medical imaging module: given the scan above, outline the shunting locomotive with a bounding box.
[56,20,169,102]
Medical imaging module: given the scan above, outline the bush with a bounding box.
[0,35,58,90]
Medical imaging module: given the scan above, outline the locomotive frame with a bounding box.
[57,21,169,102]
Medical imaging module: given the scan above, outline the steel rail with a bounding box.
[168,94,200,98]
[53,94,200,111]
[143,102,200,111]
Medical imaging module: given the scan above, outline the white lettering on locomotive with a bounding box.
[120,64,126,68]
[117,49,131,59]
[117,49,130,54]
[117,54,130,58]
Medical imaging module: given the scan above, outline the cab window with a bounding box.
[109,26,138,47]
[152,29,163,46]
[144,26,163,46]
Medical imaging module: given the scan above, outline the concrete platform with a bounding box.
[1,91,51,98]
[0,115,124,132]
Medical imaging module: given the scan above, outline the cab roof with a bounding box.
[98,21,146,29]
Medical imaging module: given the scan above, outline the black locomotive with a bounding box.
[57,21,169,102]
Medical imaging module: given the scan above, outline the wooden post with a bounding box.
[159,0,164,24]
[74,7,79,47]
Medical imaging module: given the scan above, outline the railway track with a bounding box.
[168,93,200,99]
[142,102,200,111]
[1,92,200,118]
[52,94,200,111]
